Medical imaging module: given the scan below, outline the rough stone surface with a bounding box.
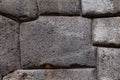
[3,69,96,80]
[0,0,38,21]
[37,0,81,15]
[81,0,120,17]
[0,15,20,76]
[20,16,96,68]
[97,47,120,80]
[92,17,120,47]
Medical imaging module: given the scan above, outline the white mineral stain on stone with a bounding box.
[93,17,120,47]
[93,20,108,42]
[97,48,120,80]
[82,0,114,15]
[96,0,113,12]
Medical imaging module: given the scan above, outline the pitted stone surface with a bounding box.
[92,17,120,47]
[0,15,20,76]
[3,69,96,80]
[81,0,120,17]
[97,47,120,80]
[0,0,38,21]
[20,16,96,68]
[37,0,81,15]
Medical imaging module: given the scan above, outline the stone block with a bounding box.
[81,0,120,17]
[92,17,120,47]
[37,0,81,15]
[20,16,96,68]
[97,47,120,80]
[3,69,96,80]
[0,15,20,76]
[0,0,38,21]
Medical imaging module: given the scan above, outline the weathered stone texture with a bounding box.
[20,16,96,68]
[97,47,120,80]
[92,17,120,47]
[0,0,38,21]
[3,69,96,80]
[81,0,120,17]
[37,0,81,15]
[0,15,20,76]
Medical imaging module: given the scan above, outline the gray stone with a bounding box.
[97,47,120,80]
[0,15,20,76]
[81,0,120,17]
[0,0,38,21]
[92,17,120,47]
[20,16,96,68]
[37,0,81,15]
[3,69,96,80]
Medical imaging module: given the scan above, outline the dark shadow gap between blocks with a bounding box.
[22,63,96,69]
[0,12,39,23]
[93,42,120,48]
[82,12,120,19]
[40,12,80,16]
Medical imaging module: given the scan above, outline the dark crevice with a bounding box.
[36,0,40,15]
[40,12,80,16]
[80,0,82,16]
[96,47,99,80]
[82,12,120,19]
[0,12,21,22]
[19,16,39,23]
[18,23,22,69]
[22,63,95,69]
[0,12,39,23]
[91,19,93,44]
[93,42,120,48]
[1,69,17,79]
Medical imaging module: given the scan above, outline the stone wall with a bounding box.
[0,0,120,80]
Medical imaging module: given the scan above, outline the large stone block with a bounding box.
[97,47,120,80]
[3,69,96,80]
[0,15,20,76]
[0,0,38,21]
[20,16,96,68]
[37,0,81,15]
[92,17,120,47]
[81,0,120,17]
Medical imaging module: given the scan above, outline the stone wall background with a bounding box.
[0,0,120,80]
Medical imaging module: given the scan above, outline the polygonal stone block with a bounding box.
[3,69,96,80]
[37,0,81,15]
[0,0,38,21]
[81,0,120,17]
[20,16,96,68]
[97,47,120,80]
[0,15,20,76]
[92,17,120,47]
